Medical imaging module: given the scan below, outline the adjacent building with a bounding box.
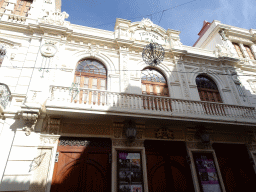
[0,1,256,192]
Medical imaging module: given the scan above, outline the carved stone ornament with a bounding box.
[187,141,213,150]
[47,118,61,135]
[156,128,174,139]
[219,30,227,41]
[59,139,89,146]
[137,18,158,32]
[112,139,144,147]
[40,134,60,144]
[40,9,69,26]
[88,44,99,57]
[22,112,39,136]
[40,43,57,57]
[215,44,233,57]
[44,0,52,4]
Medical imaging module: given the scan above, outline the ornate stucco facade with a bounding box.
[0,1,256,192]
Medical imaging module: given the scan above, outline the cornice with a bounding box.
[0,37,21,47]
[38,23,73,34]
[0,20,29,31]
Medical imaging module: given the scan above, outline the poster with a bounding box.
[193,153,222,192]
[118,152,143,192]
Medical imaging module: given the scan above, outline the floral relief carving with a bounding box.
[40,135,59,144]
[155,128,174,139]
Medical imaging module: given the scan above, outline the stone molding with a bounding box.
[112,139,144,147]
[40,134,60,144]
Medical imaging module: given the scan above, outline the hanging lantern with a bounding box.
[124,120,137,142]
[142,42,165,66]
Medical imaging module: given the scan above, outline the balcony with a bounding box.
[46,86,256,125]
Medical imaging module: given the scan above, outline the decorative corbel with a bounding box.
[22,112,39,136]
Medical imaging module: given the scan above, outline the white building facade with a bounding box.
[0,1,256,192]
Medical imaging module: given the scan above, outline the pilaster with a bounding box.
[239,43,250,59]
[117,44,131,93]
[174,55,190,99]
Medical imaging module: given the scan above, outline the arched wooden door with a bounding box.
[145,140,195,192]
[51,137,111,192]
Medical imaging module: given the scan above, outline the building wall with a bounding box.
[0,1,256,192]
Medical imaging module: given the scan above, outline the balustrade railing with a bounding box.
[48,86,256,121]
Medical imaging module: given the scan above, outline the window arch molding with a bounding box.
[141,67,170,97]
[189,68,226,91]
[195,74,224,103]
[137,61,171,81]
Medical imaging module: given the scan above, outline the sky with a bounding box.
[62,0,256,46]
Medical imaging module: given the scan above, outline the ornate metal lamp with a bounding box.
[142,42,165,66]
[124,120,137,142]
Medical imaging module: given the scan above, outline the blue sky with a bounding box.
[62,0,256,46]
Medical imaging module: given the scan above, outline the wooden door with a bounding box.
[51,137,111,192]
[213,143,256,192]
[145,140,195,192]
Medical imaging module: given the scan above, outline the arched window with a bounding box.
[74,59,107,104]
[141,68,169,96]
[196,75,222,103]
[141,68,171,111]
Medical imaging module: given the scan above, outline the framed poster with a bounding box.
[192,152,222,192]
[117,151,144,192]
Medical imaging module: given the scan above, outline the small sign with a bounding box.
[55,152,59,162]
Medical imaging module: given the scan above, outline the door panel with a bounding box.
[51,138,111,192]
[213,143,256,192]
[145,140,195,192]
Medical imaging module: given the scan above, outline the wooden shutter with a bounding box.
[232,43,244,58]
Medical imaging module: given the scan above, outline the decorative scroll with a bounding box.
[22,112,39,136]
[59,139,89,146]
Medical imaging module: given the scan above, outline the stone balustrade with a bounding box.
[47,86,256,124]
